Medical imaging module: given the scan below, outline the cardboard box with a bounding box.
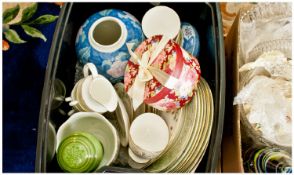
[222,3,292,172]
[222,12,244,173]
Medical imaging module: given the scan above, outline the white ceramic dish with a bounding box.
[128,148,150,164]
[56,112,120,170]
[114,83,134,122]
[67,79,88,112]
[75,78,92,111]
[115,97,130,147]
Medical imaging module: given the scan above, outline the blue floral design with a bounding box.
[78,47,90,62]
[75,9,144,84]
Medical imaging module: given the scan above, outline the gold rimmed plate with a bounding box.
[185,78,214,172]
[166,80,205,172]
[183,79,211,171]
[174,78,209,172]
[174,79,207,172]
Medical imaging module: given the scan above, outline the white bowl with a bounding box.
[56,112,120,170]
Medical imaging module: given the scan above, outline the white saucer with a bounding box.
[115,97,130,147]
[128,148,150,164]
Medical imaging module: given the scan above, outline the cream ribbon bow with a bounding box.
[126,36,181,110]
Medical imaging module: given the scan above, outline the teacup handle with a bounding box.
[83,63,98,78]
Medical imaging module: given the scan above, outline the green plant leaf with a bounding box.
[21,25,47,42]
[3,4,20,24]
[4,29,26,44]
[27,14,58,25]
[17,3,38,24]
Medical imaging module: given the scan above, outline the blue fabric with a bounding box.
[3,3,60,172]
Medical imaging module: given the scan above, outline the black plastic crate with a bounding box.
[35,2,225,172]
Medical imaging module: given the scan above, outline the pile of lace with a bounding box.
[234,51,292,146]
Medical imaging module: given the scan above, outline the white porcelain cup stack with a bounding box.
[128,113,169,164]
[66,63,118,114]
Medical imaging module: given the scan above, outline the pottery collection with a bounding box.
[55,5,211,173]
[34,2,292,173]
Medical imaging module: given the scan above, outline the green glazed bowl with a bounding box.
[57,132,104,172]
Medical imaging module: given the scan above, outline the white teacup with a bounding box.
[68,63,118,113]
[129,113,169,159]
[142,6,181,39]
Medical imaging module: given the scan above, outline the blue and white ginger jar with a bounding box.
[75,9,145,84]
[180,22,200,58]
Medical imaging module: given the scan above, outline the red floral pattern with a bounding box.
[124,35,201,111]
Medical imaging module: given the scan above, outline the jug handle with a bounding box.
[83,63,99,78]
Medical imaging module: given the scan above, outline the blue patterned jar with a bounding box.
[180,22,200,58]
[75,9,145,84]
